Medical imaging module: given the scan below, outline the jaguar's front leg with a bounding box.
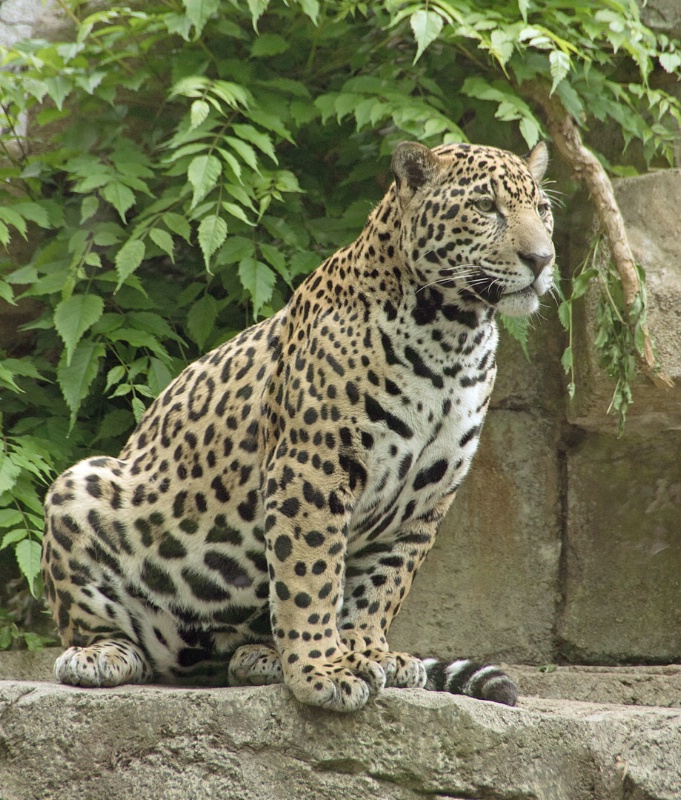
[339,504,446,689]
[263,477,385,712]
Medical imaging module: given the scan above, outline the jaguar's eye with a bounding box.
[538,200,551,219]
[474,196,496,214]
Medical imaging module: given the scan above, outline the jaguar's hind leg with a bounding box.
[54,639,152,687]
[228,644,284,687]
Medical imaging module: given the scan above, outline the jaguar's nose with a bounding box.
[518,250,554,275]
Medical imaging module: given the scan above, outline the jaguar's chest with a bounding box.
[346,319,498,549]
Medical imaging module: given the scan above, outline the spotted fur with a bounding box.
[42,140,554,711]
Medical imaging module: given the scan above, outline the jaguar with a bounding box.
[42,139,554,712]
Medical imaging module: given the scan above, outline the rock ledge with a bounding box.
[1,678,679,800]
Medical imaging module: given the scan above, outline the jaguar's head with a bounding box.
[391,140,555,317]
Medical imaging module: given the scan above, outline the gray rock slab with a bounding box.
[559,430,681,662]
[1,680,680,800]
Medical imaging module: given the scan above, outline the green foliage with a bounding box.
[557,237,650,432]
[0,608,54,651]
[0,0,678,606]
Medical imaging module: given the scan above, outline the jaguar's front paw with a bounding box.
[284,649,386,712]
[54,640,150,687]
[228,643,284,686]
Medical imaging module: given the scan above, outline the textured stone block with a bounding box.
[391,408,561,665]
[558,430,681,662]
[1,681,680,800]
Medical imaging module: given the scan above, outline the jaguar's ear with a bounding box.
[526,141,549,182]
[391,142,440,206]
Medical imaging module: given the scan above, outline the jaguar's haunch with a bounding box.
[42,140,554,711]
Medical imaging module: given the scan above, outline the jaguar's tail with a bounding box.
[422,658,518,706]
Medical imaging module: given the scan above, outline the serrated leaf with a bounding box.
[222,201,253,226]
[198,214,228,271]
[147,358,173,396]
[519,116,541,148]
[57,340,105,430]
[247,0,270,30]
[0,280,15,304]
[218,236,255,265]
[296,0,319,24]
[190,99,211,129]
[1,528,27,550]
[163,212,192,243]
[188,154,222,208]
[561,345,573,374]
[0,452,21,496]
[0,509,23,528]
[187,294,218,348]
[225,136,259,171]
[238,257,275,318]
[54,294,104,366]
[549,50,571,94]
[232,124,277,163]
[15,538,42,591]
[0,207,27,238]
[149,228,175,261]
[251,33,289,57]
[102,181,136,221]
[115,238,146,291]
[410,9,443,63]
[80,195,99,223]
[44,76,71,110]
[183,0,219,35]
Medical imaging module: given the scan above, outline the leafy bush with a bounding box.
[0,0,679,632]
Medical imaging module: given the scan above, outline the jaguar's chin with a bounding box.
[495,285,541,317]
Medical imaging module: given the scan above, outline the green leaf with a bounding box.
[1,529,28,550]
[218,236,255,265]
[163,212,192,243]
[183,0,219,35]
[0,452,21,496]
[190,99,211,129]
[0,207,27,238]
[57,340,105,430]
[102,181,136,221]
[44,76,71,110]
[80,195,99,223]
[238,257,275,318]
[54,294,104,366]
[410,9,443,63]
[247,0,270,29]
[115,238,146,291]
[15,538,42,594]
[188,154,222,208]
[251,33,289,57]
[187,294,218,348]
[0,280,15,305]
[296,0,319,24]
[561,345,573,374]
[232,124,277,163]
[149,228,175,261]
[198,214,228,271]
[147,358,174,396]
[549,50,571,94]
[0,509,23,528]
